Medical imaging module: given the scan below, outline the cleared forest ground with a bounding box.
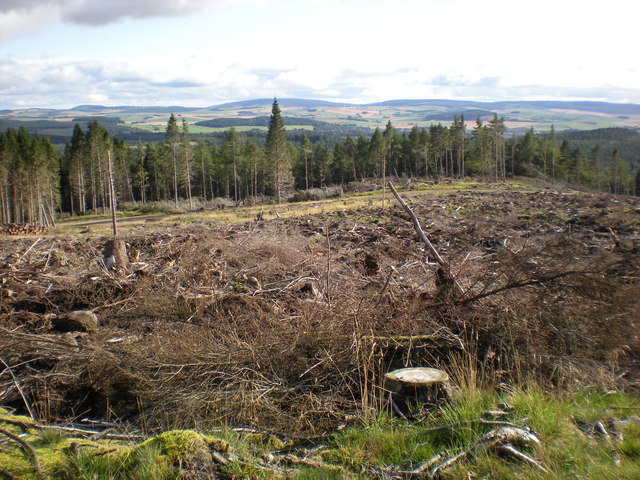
[1,180,639,478]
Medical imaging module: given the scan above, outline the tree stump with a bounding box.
[384,367,450,418]
[102,238,129,272]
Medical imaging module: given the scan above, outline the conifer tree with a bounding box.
[193,138,211,200]
[242,140,263,198]
[300,134,312,190]
[66,123,86,215]
[165,113,180,206]
[266,99,292,203]
[222,127,241,201]
[181,118,193,209]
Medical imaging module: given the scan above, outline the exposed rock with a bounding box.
[51,310,99,332]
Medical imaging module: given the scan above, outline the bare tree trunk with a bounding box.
[97,152,107,214]
[107,150,118,237]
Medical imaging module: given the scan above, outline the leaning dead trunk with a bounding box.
[388,182,464,300]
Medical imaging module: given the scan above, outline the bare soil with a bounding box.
[1,186,638,435]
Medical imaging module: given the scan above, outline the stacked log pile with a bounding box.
[1,224,49,236]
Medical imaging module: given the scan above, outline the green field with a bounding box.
[1,99,639,142]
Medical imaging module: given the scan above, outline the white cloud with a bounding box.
[1,0,639,107]
[0,0,224,41]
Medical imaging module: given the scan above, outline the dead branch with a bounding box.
[0,469,19,480]
[0,357,36,420]
[38,424,145,441]
[0,427,43,478]
[388,182,463,298]
[429,425,544,477]
[458,270,580,305]
[15,238,43,266]
[387,183,446,267]
[494,444,547,472]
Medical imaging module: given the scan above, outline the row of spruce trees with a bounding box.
[1,99,638,225]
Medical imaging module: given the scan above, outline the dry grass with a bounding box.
[0,187,638,437]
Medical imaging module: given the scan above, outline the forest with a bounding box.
[1,99,639,226]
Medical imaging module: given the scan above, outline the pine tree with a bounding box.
[222,127,241,201]
[181,118,193,209]
[133,141,147,203]
[488,114,506,181]
[344,136,357,181]
[66,123,86,215]
[591,145,602,191]
[193,138,211,200]
[300,134,312,190]
[266,99,292,203]
[165,113,180,206]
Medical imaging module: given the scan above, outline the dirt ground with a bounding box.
[1,186,639,434]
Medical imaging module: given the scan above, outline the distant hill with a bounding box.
[195,116,327,128]
[211,98,355,109]
[1,98,639,145]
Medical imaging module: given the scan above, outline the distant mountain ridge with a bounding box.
[5,98,638,115]
[1,98,639,144]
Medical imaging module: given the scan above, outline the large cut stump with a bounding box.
[384,367,450,414]
[103,238,129,272]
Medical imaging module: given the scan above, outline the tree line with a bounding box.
[1,99,638,224]
[0,127,59,226]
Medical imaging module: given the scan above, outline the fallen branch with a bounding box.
[429,425,545,477]
[0,469,19,480]
[457,270,579,305]
[0,356,36,420]
[0,427,43,478]
[0,416,37,429]
[38,424,146,441]
[494,444,547,472]
[15,238,43,266]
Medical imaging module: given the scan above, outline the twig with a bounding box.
[0,357,36,420]
[89,295,138,312]
[38,424,145,440]
[0,416,37,429]
[405,453,443,476]
[0,427,43,478]
[375,266,396,306]
[324,224,332,306]
[387,392,409,421]
[15,238,43,266]
[457,270,579,305]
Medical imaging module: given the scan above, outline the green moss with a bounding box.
[243,432,285,451]
[3,392,640,479]
[138,429,226,463]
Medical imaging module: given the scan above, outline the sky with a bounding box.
[0,0,638,109]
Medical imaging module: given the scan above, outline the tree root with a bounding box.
[427,425,546,477]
